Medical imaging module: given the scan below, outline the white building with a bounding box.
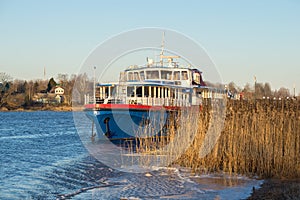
[54,86,64,95]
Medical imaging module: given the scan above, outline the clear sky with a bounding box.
[0,0,299,94]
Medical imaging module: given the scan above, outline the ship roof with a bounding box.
[124,65,201,72]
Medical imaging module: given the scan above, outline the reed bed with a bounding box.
[177,99,300,178]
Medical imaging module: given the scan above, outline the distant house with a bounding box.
[54,86,64,95]
[32,86,66,104]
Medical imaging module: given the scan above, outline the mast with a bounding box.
[159,31,180,67]
[160,32,165,66]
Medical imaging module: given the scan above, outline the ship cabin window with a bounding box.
[181,71,188,80]
[134,72,139,80]
[150,87,155,98]
[146,70,159,79]
[161,70,172,80]
[127,71,139,81]
[173,71,180,80]
[133,86,150,97]
[104,87,108,98]
[155,87,159,97]
[127,86,134,97]
[128,72,133,81]
[139,71,145,80]
[101,86,115,98]
[145,86,149,97]
[193,72,200,84]
[110,86,115,95]
[136,87,142,97]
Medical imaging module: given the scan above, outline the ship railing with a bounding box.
[123,97,166,106]
[124,97,190,107]
[128,97,164,106]
[89,95,191,107]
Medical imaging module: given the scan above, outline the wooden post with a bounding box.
[91,121,96,139]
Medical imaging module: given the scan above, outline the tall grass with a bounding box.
[177,99,300,178]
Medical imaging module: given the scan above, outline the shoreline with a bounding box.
[0,106,84,112]
[247,178,300,199]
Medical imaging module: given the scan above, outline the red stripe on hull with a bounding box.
[84,104,182,111]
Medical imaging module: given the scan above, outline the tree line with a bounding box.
[0,72,92,110]
[226,81,296,100]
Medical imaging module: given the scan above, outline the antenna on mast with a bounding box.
[160,31,165,66]
[159,31,180,67]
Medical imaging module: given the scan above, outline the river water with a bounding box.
[0,111,262,199]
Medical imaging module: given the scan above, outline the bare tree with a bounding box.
[228,82,238,93]
[35,79,48,93]
[275,87,290,98]
[242,83,253,100]
[73,73,93,105]
[63,74,77,106]
[264,83,272,97]
[0,72,12,83]
[24,81,34,106]
[57,73,68,87]
[255,83,265,99]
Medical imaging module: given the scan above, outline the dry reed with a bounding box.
[177,99,300,178]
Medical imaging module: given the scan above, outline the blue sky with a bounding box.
[0,0,299,94]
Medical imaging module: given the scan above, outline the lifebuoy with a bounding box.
[129,100,137,104]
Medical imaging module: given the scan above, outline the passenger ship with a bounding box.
[84,48,212,145]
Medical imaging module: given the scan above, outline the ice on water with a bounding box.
[72,167,263,200]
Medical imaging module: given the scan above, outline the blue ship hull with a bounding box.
[85,105,174,146]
